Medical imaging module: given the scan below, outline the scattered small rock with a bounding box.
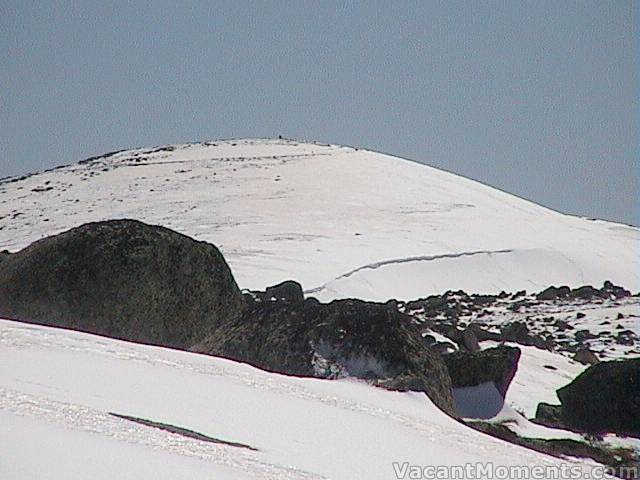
[573,349,600,365]
[461,327,480,352]
[575,329,597,342]
[554,319,573,331]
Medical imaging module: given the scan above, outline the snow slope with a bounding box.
[1,138,637,301]
[0,319,608,479]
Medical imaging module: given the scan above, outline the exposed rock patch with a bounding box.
[500,322,553,350]
[573,348,600,365]
[468,422,639,479]
[537,282,631,302]
[0,219,244,349]
[556,358,640,437]
[534,402,564,429]
[443,346,521,398]
[537,286,571,301]
[110,413,257,450]
[191,294,456,415]
[260,280,304,304]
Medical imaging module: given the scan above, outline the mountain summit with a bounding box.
[1,138,637,300]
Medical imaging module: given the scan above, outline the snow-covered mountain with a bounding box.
[2,138,638,479]
[1,138,637,301]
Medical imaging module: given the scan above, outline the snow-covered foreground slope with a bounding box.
[0,319,608,480]
[1,138,637,301]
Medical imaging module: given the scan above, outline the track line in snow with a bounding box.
[305,249,514,294]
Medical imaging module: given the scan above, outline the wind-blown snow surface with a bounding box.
[0,319,606,480]
[1,138,637,301]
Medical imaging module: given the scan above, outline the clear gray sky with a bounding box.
[2,1,637,225]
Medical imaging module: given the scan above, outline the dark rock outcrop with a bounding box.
[0,219,244,349]
[422,334,437,347]
[616,330,638,346]
[260,280,304,304]
[191,296,456,415]
[602,281,632,299]
[553,319,573,331]
[575,329,597,342]
[569,285,604,300]
[537,286,571,300]
[573,348,600,365]
[461,327,481,352]
[556,358,640,437]
[537,282,631,301]
[432,341,458,355]
[110,413,257,451]
[438,324,497,352]
[534,402,564,428]
[466,323,502,342]
[443,346,521,398]
[501,322,552,350]
[469,422,640,480]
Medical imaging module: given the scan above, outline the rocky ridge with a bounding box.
[0,219,638,476]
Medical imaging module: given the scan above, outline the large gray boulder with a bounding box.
[444,346,521,398]
[556,358,640,437]
[192,295,456,415]
[0,219,244,349]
